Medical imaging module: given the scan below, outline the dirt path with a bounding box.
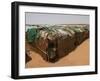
[26,39,89,68]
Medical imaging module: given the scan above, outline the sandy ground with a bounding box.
[25,39,89,68]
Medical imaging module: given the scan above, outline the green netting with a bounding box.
[27,28,37,43]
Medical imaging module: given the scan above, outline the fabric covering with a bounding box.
[26,24,89,62]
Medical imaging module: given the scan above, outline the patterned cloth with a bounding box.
[26,24,89,43]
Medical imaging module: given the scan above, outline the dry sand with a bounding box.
[25,39,89,68]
